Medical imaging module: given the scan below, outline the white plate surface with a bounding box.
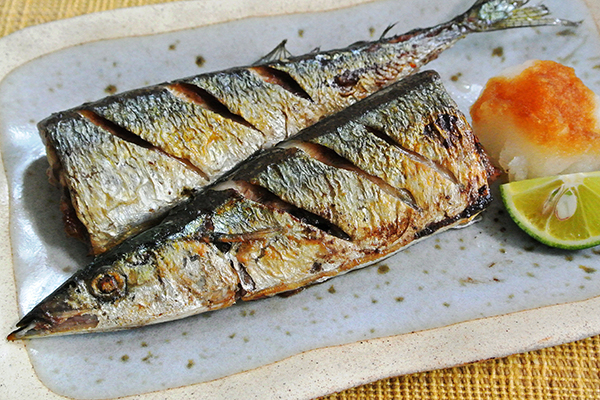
[1,0,600,399]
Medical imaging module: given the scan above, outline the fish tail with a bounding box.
[458,0,580,32]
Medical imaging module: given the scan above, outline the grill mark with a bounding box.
[427,114,462,150]
[78,109,210,181]
[334,68,364,88]
[167,82,260,132]
[291,141,421,211]
[78,109,153,149]
[310,262,323,273]
[365,125,459,185]
[232,180,352,241]
[249,66,313,102]
[435,113,458,134]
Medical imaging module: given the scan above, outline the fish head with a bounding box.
[7,248,163,340]
[8,236,240,340]
[7,262,134,340]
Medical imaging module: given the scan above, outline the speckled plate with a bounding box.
[1,0,600,399]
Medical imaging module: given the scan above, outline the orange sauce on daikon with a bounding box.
[471,60,600,154]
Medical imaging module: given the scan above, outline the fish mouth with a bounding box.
[7,306,99,341]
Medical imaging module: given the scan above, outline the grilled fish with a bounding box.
[39,0,576,255]
[10,71,493,339]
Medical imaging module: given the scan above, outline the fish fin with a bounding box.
[253,40,293,65]
[277,287,306,298]
[460,0,580,32]
[380,22,398,40]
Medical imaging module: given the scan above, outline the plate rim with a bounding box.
[1,0,599,399]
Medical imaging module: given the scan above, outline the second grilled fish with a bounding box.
[10,71,493,339]
[39,0,575,254]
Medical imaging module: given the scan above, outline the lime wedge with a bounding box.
[500,171,600,250]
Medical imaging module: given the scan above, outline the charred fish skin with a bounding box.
[38,0,576,254]
[10,71,493,340]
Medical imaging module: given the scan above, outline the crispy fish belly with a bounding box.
[38,0,574,254]
[10,71,493,339]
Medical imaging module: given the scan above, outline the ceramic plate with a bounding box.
[1,0,600,399]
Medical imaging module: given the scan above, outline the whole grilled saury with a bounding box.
[39,0,575,254]
[10,71,494,339]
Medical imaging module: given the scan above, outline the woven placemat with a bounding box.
[2,1,600,399]
[322,337,600,399]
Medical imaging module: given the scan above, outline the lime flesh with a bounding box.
[500,171,600,250]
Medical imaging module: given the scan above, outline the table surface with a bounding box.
[2,1,600,399]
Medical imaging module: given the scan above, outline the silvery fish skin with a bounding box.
[38,0,576,254]
[10,71,494,340]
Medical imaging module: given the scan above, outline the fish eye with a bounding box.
[90,270,127,301]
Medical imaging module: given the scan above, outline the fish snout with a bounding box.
[7,289,100,340]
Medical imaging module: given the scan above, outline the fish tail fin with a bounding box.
[458,0,580,32]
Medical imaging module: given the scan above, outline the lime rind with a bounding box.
[500,171,600,250]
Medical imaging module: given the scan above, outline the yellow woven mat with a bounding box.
[2,1,600,399]
[322,338,600,399]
